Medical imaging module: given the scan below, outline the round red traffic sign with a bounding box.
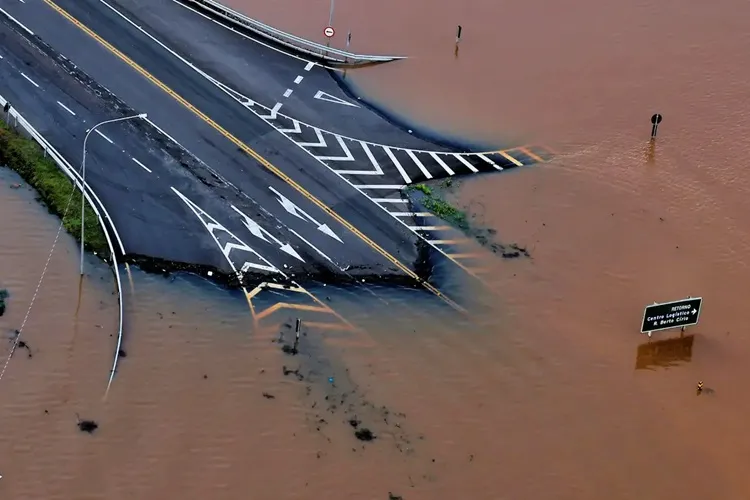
[324,26,335,38]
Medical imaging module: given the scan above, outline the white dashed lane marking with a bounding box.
[56,101,76,115]
[131,157,152,173]
[20,73,39,88]
[294,75,304,84]
[95,129,114,144]
[304,62,314,71]
[283,88,293,98]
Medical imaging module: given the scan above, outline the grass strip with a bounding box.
[407,183,469,230]
[0,121,108,255]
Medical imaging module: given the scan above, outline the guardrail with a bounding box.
[180,0,407,65]
[0,94,126,395]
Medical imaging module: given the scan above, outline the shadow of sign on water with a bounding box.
[635,334,695,370]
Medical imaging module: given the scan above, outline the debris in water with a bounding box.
[9,183,21,189]
[75,414,98,434]
[0,289,8,317]
[282,365,304,381]
[354,427,375,441]
[348,417,360,428]
[281,344,298,355]
[262,392,275,399]
[118,348,127,358]
[203,374,208,379]
[388,493,404,500]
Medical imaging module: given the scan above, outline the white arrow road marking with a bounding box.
[315,135,355,161]
[171,187,280,274]
[692,309,697,314]
[289,228,343,271]
[314,90,360,108]
[268,186,343,243]
[230,205,305,262]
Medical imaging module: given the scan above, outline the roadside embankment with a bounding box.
[0,121,108,256]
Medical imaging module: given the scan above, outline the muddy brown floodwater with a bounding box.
[2,0,750,497]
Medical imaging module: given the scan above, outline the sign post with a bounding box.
[641,297,702,338]
[650,113,663,139]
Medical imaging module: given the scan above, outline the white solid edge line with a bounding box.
[390,212,433,217]
[85,0,489,279]
[288,228,340,270]
[98,0,506,158]
[162,0,337,70]
[56,101,76,115]
[407,226,450,231]
[0,7,34,36]
[131,157,152,173]
[20,73,40,88]
[95,129,114,144]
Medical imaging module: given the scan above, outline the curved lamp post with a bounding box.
[80,113,148,275]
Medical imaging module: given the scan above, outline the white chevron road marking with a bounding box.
[277,119,302,133]
[332,141,383,175]
[297,127,327,147]
[314,135,354,161]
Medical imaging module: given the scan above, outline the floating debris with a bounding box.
[354,427,375,441]
[76,414,98,434]
[388,493,404,500]
[281,344,298,355]
[262,392,275,399]
[0,289,8,317]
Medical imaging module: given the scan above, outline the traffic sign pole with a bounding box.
[650,113,663,139]
[640,296,702,337]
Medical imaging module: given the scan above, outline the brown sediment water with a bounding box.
[223,0,750,497]
[2,0,750,497]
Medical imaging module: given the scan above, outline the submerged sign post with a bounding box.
[641,297,702,337]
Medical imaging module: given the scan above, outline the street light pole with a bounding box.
[80,113,147,275]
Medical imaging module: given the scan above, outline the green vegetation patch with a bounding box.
[0,121,108,255]
[407,183,469,230]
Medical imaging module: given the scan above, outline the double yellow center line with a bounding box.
[41,0,464,312]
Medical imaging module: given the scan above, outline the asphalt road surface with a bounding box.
[0,13,416,284]
[0,0,546,303]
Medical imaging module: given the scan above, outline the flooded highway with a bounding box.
[2,0,750,497]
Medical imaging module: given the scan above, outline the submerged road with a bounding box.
[0,0,551,304]
[0,13,414,284]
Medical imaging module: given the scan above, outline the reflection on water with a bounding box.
[635,333,695,370]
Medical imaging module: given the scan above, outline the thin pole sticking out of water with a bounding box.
[293,318,302,352]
